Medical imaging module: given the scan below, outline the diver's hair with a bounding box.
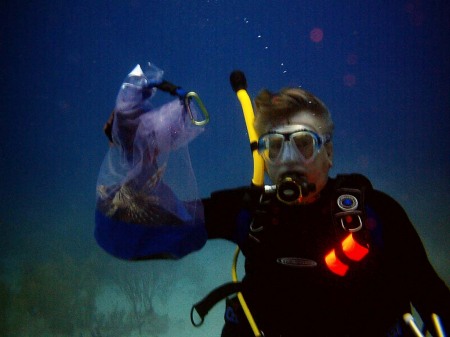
[253,87,334,137]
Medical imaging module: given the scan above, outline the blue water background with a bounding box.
[0,1,448,336]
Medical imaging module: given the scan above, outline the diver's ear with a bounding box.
[325,142,333,167]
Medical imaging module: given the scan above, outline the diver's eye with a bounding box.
[266,135,283,161]
[292,133,315,159]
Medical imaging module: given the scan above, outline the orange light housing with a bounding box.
[341,233,369,261]
[325,233,369,276]
[325,249,349,276]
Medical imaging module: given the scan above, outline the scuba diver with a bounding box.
[95,63,450,337]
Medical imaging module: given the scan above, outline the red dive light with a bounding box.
[325,233,369,276]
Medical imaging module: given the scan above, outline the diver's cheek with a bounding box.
[266,164,282,184]
[311,160,332,193]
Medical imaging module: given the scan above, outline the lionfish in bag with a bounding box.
[96,63,205,227]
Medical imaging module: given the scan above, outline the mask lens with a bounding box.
[291,132,316,160]
[261,134,284,162]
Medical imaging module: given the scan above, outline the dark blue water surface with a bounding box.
[0,1,448,336]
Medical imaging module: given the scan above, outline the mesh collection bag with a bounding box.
[95,63,207,259]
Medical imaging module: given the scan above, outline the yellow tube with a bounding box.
[236,89,265,187]
[231,73,263,336]
[431,314,445,337]
[232,247,262,337]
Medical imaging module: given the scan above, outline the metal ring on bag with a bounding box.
[185,92,210,126]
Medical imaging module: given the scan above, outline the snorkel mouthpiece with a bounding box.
[277,174,316,205]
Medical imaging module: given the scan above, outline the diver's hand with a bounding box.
[104,64,158,144]
[103,110,114,143]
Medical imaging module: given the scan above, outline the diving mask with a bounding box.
[257,127,331,164]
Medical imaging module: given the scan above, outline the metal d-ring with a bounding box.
[184,92,210,126]
[341,215,363,232]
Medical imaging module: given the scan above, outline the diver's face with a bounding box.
[263,112,333,203]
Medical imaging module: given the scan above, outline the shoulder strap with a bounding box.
[324,174,374,276]
[332,174,372,232]
[334,173,373,191]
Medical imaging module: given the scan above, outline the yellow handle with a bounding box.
[236,89,265,186]
[432,313,445,337]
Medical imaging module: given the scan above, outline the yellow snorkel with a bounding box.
[230,71,265,187]
[230,71,263,337]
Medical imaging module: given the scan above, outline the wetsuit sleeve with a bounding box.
[373,191,450,334]
[203,187,254,244]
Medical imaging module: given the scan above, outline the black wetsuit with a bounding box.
[203,176,450,337]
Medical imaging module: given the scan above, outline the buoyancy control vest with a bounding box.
[191,174,377,336]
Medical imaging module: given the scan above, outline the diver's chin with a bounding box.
[275,172,316,205]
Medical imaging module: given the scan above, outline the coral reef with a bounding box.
[1,253,169,337]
